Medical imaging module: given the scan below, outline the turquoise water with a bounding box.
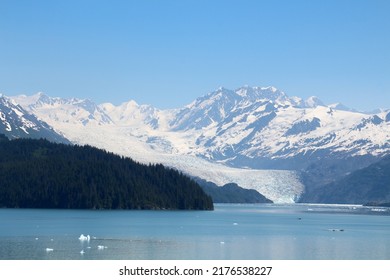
[0,204,389,260]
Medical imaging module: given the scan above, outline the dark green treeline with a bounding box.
[0,135,213,210]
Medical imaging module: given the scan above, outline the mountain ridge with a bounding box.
[0,95,70,143]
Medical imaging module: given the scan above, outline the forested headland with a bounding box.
[0,134,213,210]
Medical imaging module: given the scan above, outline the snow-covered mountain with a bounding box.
[0,94,69,143]
[166,86,390,169]
[14,92,113,126]
[6,86,390,202]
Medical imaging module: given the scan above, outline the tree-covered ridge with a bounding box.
[0,135,213,210]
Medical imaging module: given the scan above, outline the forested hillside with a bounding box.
[0,135,213,210]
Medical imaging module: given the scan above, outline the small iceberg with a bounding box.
[45,248,54,252]
[80,250,85,254]
[79,234,91,241]
[97,245,107,250]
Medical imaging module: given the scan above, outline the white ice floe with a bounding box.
[45,248,54,252]
[97,245,107,250]
[78,234,91,241]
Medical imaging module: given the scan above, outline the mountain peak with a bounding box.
[305,96,324,108]
[0,94,18,107]
[217,86,229,91]
[260,86,278,93]
[235,86,293,107]
[36,92,53,104]
[120,99,139,109]
[328,102,355,112]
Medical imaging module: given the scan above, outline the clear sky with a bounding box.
[1,0,389,111]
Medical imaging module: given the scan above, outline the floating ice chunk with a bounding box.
[80,250,85,254]
[233,223,238,226]
[45,248,54,252]
[35,238,39,240]
[79,234,91,241]
[97,245,107,250]
[220,241,225,245]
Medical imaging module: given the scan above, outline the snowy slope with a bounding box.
[0,94,69,143]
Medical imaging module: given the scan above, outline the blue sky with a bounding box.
[1,0,389,111]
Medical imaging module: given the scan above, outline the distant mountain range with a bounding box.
[2,86,390,203]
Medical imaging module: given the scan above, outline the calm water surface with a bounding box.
[1,204,389,260]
